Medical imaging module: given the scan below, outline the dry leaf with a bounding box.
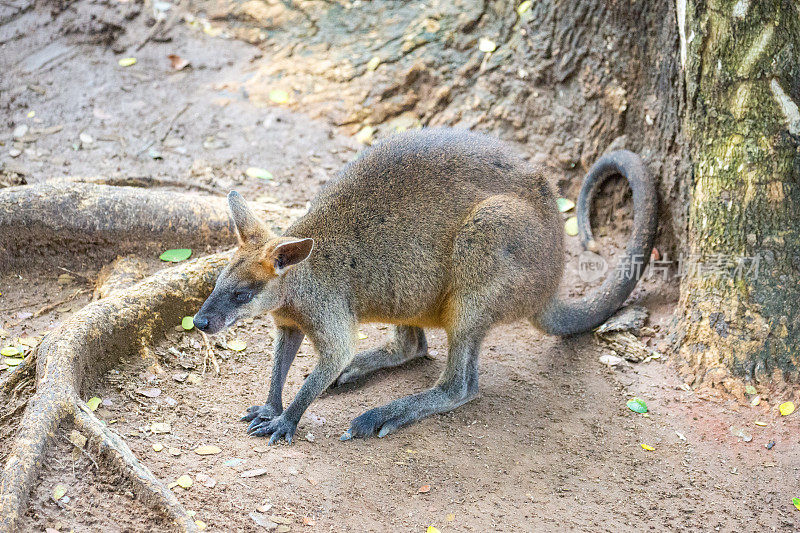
[151,422,171,434]
[69,430,87,448]
[250,511,277,529]
[52,484,67,501]
[195,445,222,455]
[196,473,217,488]
[168,54,190,70]
[418,484,431,493]
[137,387,162,398]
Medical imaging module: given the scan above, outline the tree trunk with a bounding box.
[675,0,800,391]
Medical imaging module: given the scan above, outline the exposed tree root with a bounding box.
[0,181,235,267]
[0,252,232,532]
[60,175,223,196]
[0,353,36,398]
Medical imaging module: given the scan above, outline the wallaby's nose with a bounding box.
[193,315,210,332]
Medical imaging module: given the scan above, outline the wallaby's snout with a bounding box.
[193,287,234,334]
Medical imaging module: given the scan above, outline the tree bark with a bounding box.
[675,0,800,390]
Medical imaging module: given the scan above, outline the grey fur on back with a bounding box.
[285,128,564,327]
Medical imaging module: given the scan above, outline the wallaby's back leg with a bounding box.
[342,324,484,439]
[242,326,304,430]
[341,194,561,439]
[334,326,428,387]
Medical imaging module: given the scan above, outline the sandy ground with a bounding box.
[1,1,799,531]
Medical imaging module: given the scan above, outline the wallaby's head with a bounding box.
[193,191,313,334]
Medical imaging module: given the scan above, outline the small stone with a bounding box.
[169,447,181,456]
[304,432,315,442]
[79,132,93,144]
[599,354,623,367]
[12,124,28,139]
[9,148,21,157]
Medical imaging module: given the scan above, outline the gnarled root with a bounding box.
[0,181,235,267]
[0,252,232,533]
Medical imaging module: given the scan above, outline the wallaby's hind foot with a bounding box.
[334,326,428,387]
[341,332,481,440]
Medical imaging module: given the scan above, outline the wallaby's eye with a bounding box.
[233,290,253,304]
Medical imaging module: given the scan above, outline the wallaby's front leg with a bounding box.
[242,327,304,430]
[250,324,355,444]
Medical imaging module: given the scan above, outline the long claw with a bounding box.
[241,405,261,422]
[339,431,352,441]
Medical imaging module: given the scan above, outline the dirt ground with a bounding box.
[2,0,799,531]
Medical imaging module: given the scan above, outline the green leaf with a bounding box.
[86,397,102,411]
[556,198,575,213]
[181,316,194,330]
[745,385,757,395]
[626,398,648,414]
[517,0,532,15]
[118,57,137,67]
[1,346,21,357]
[793,498,800,511]
[564,216,579,236]
[245,167,273,180]
[4,357,23,366]
[160,248,192,262]
[268,89,289,104]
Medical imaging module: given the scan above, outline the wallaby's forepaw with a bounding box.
[340,407,403,441]
[242,404,281,432]
[248,413,297,445]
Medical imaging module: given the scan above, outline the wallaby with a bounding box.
[192,128,657,444]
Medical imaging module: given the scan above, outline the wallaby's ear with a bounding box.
[228,191,268,244]
[272,238,314,275]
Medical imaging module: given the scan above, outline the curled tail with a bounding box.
[538,150,658,336]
